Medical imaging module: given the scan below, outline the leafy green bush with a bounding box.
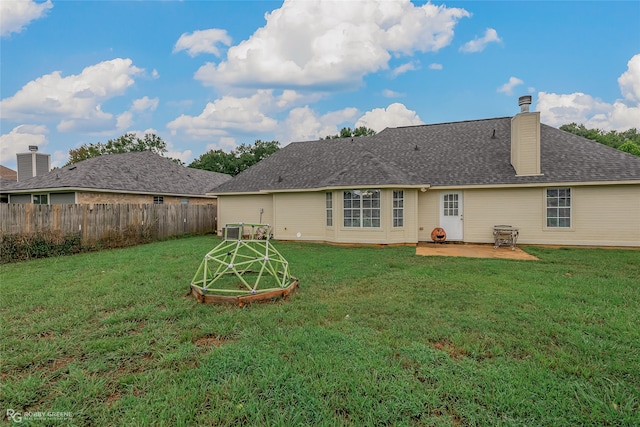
[0,231,82,263]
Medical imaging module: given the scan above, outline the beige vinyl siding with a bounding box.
[324,192,337,242]
[334,189,418,244]
[273,192,325,240]
[569,185,639,246]
[417,190,440,241]
[511,112,541,176]
[463,185,640,247]
[217,194,273,234]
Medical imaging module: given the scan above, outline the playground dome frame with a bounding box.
[190,223,298,306]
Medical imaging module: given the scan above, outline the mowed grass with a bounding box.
[1,236,639,426]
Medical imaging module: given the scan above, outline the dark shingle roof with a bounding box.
[211,117,640,193]
[2,151,232,196]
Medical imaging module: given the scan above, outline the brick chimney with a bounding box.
[16,146,51,181]
[510,96,542,176]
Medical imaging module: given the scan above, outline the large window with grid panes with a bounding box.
[325,192,333,227]
[546,188,571,228]
[343,189,380,228]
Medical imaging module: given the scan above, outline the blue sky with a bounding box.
[1,0,639,170]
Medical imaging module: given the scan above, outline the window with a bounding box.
[343,189,380,228]
[181,198,189,205]
[393,190,404,227]
[153,196,164,205]
[546,188,571,228]
[443,193,459,216]
[325,192,333,227]
[33,194,48,205]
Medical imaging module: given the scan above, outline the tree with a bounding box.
[619,141,640,156]
[65,133,184,165]
[322,126,377,140]
[559,123,640,155]
[189,140,280,176]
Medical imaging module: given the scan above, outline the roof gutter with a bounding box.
[2,187,218,198]
[210,183,433,196]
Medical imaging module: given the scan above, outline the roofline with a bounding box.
[381,116,513,132]
[209,184,433,196]
[209,179,640,195]
[3,187,218,198]
[425,180,640,190]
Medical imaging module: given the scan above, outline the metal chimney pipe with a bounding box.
[518,96,532,113]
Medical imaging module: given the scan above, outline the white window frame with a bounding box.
[393,190,404,227]
[545,187,571,228]
[443,193,459,217]
[33,194,48,205]
[153,196,164,205]
[343,189,381,228]
[325,192,333,227]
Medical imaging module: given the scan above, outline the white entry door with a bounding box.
[440,192,463,241]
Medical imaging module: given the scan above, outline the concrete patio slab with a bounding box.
[416,242,538,260]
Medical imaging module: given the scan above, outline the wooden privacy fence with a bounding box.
[0,203,217,243]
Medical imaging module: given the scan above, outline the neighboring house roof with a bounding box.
[0,165,17,181]
[2,151,232,196]
[211,117,640,194]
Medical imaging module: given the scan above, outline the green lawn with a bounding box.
[1,236,639,426]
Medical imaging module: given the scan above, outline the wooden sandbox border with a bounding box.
[190,280,299,306]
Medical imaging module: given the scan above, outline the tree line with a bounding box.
[559,123,640,156]
[63,127,377,176]
[63,123,639,177]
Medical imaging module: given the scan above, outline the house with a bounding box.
[0,166,18,203]
[210,97,640,247]
[2,151,232,205]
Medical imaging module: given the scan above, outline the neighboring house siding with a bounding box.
[217,194,273,234]
[9,194,31,204]
[77,192,216,205]
[462,185,640,247]
[50,192,76,204]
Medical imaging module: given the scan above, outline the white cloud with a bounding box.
[131,96,159,112]
[497,77,524,96]
[355,103,423,132]
[282,106,359,142]
[194,0,469,90]
[429,63,443,70]
[391,61,419,78]
[0,58,144,133]
[0,124,49,168]
[459,28,501,53]
[536,55,640,131]
[173,29,232,57]
[0,0,52,37]
[167,90,279,139]
[618,54,640,103]
[538,92,640,131]
[382,89,404,98]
